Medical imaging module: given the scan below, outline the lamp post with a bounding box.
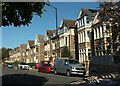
[46,3,58,30]
[46,3,60,57]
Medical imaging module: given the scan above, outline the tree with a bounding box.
[1,47,12,61]
[61,46,72,58]
[2,2,47,27]
[98,1,120,55]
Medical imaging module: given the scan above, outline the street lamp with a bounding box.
[46,3,58,30]
[46,3,60,57]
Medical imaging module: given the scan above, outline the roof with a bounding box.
[20,43,27,49]
[81,8,97,17]
[28,40,34,47]
[14,48,17,51]
[62,19,76,28]
[37,35,45,42]
[96,20,105,24]
[47,30,54,36]
[16,47,19,50]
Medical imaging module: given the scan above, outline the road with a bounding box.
[2,67,83,86]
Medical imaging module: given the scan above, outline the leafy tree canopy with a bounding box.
[2,2,47,27]
[61,46,73,58]
[98,1,120,23]
[1,47,12,60]
[98,1,120,54]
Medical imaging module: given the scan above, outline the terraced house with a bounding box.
[76,8,97,64]
[92,8,120,56]
[44,30,55,60]
[26,40,34,63]
[34,34,45,62]
[9,44,27,63]
[19,44,27,62]
[9,47,19,63]
[58,18,76,59]
[50,30,59,59]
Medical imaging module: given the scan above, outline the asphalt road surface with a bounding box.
[2,67,83,86]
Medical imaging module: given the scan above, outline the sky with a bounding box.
[2,2,99,49]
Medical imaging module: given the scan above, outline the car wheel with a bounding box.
[44,69,47,73]
[54,69,57,75]
[67,70,70,76]
[38,68,40,72]
[82,72,86,78]
[20,66,22,70]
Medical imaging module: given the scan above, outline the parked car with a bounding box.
[35,60,51,69]
[54,58,86,77]
[27,63,36,68]
[89,55,120,76]
[7,63,14,68]
[38,63,53,73]
[3,62,9,67]
[17,63,30,70]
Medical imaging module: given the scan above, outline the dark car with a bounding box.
[27,63,36,68]
[89,55,120,76]
[38,63,53,73]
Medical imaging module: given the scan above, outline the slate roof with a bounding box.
[28,40,34,47]
[62,19,76,28]
[37,35,45,42]
[81,8,97,17]
[20,43,27,49]
[47,30,54,36]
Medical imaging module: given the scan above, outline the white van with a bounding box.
[54,58,86,77]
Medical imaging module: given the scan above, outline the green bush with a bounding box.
[61,46,73,58]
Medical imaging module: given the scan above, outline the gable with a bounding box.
[35,35,39,45]
[77,10,83,19]
[93,12,99,24]
[27,43,30,49]
[44,32,49,41]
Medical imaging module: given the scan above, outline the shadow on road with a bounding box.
[2,74,48,86]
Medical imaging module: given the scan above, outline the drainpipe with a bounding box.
[75,25,79,60]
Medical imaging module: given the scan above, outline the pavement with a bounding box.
[70,73,120,86]
[11,66,120,86]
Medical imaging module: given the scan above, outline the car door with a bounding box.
[39,63,44,72]
[62,59,68,74]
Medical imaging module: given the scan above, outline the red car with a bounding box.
[38,63,53,73]
[35,60,51,69]
[3,62,9,67]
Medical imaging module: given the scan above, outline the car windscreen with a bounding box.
[20,63,27,65]
[68,60,80,64]
[8,63,12,65]
[44,64,51,67]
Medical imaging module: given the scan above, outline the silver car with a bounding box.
[54,59,86,77]
[18,63,30,70]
